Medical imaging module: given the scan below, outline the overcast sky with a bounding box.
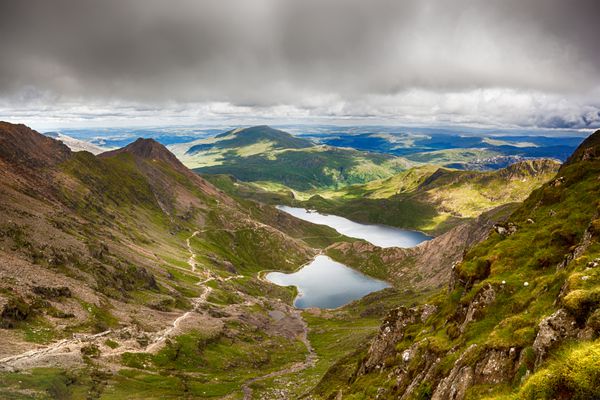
[1,0,599,130]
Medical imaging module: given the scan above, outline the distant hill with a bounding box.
[170,125,412,191]
[297,159,561,234]
[44,131,111,154]
[188,125,313,154]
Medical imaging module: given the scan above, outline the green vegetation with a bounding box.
[516,341,600,400]
[207,159,558,235]
[297,159,559,234]
[316,132,600,399]
[170,125,411,191]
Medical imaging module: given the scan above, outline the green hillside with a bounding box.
[313,130,600,399]
[0,123,360,399]
[169,125,412,191]
[295,159,559,234]
[209,159,559,235]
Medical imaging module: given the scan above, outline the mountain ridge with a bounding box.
[314,130,600,399]
[0,121,71,169]
[170,125,412,191]
[0,122,343,398]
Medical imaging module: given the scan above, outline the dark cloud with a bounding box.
[0,0,599,127]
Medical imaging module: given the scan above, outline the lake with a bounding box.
[276,205,431,248]
[266,255,391,309]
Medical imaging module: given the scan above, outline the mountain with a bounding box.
[2,121,597,399]
[276,159,559,235]
[44,131,110,154]
[192,125,313,152]
[313,130,600,399]
[0,121,352,398]
[170,125,412,191]
[0,122,71,169]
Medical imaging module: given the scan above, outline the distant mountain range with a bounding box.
[43,131,112,154]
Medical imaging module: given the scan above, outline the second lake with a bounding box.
[266,255,391,309]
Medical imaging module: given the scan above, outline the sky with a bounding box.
[0,0,599,131]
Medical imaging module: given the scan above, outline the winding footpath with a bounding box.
[0,231,212,371]
[0,229,317,400]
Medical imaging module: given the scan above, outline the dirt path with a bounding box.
[147,230,215,353]
[241,307,316,400]
[0,231,213,371]
[144,286,212,353]
[0,330,113,371]
[0,229,318,400]
[186,230,200,272]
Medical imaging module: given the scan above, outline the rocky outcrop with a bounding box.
[32,285,72,299]
[459,283,496,333]
[532,309,580,367]
[493,222,518,236]
[431,346,520,400]
[474,347,520,385]
[431,345,478,400]
[360,306,422,373]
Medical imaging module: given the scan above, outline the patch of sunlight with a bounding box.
[482,137,538,148]
[235,140,275,157]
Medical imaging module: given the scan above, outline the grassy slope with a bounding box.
[297,159,560,235]
[0,129,404,399]
[207,159,559,236]
[170,125,412,191]
[315,132,600,399]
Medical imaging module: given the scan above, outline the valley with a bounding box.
[0,122,598,399]
[2,2,599,398]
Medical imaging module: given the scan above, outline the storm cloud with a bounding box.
[1,0,599,129]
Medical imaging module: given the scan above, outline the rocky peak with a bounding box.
[563,129,600,166]
[0,121,71,168]
[100,138,187,171]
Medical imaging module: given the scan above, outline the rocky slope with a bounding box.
[315,130,600,399]
[326,203,517,290]
[0,122,345,398]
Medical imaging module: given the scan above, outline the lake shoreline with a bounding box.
[277,205,431,248]
[265,255,391,309]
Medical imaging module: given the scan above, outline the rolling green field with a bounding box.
[170,126,412,191]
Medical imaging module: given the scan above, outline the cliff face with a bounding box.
[318,130,600,399]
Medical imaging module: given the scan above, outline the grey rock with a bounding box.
[532,309,579,367]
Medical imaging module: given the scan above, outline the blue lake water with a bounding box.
[276,205,431,248]
[268,206,431,308]
[266,255,391,309]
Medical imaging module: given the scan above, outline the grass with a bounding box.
[324,143,600,398]
[118,321,308,398]
[516,341,600,400]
